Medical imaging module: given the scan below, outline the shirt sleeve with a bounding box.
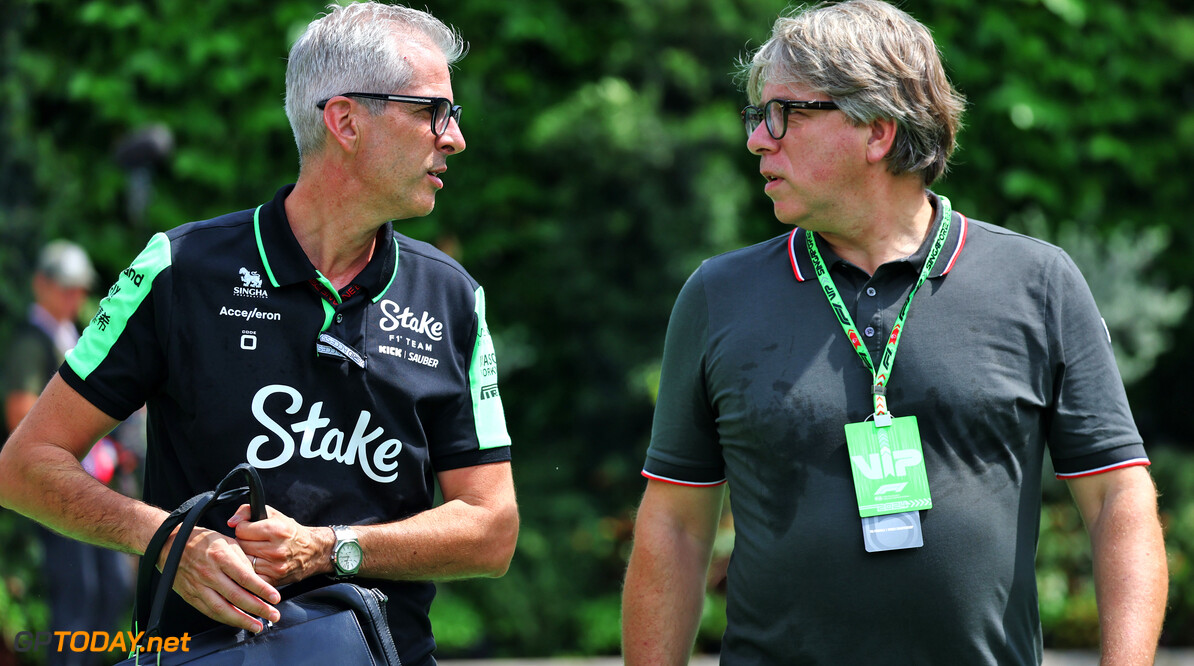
[60,233,171,421]
[642,267,725,486]
[1043,250,1149,478]
[430,284,511,471]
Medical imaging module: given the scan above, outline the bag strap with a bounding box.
[135,464,266,638]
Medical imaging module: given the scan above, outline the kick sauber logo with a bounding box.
[234,267,269,299]
[376,299,444,369]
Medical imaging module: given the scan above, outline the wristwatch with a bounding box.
[330,526,362,579]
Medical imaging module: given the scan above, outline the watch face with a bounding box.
[336,542,362,573]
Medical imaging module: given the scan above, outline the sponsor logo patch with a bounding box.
[378,300,443,341]
[247,384,404,483]
[219,306,281,322]
[239,267,262,287]
[235,267,269,299]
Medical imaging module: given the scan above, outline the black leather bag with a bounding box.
[115,464,401,665]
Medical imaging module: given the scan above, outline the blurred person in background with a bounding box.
[622,1,1167,664]
[2,240,133,666]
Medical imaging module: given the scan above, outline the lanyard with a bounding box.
[805,197,952,423]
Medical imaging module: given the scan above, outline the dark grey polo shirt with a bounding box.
[61,185,511,665]
[643,192,1147,665]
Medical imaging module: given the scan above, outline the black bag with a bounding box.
[115,464,402,665]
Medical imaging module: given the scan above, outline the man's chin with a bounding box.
[388,200,436,222]
[771,205,802,226]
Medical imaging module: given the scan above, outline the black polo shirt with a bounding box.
[643,192,1147,664]
[62,185,511,664]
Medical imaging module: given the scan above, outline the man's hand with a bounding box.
[160,525,282,633]
[229,504,333,586]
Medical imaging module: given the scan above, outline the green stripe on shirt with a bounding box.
[67,233,171,380]
[469,286,511,450]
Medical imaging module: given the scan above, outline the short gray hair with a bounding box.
[741,0,965,185]
[285,2,466,163]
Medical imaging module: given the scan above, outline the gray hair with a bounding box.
[285,2,466,163]
[741,0,965,185]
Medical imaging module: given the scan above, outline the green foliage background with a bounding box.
[2,0,1192,659]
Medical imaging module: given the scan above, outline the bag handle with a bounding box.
[135,463,267,638]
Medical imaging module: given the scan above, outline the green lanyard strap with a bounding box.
[805,196,952,424]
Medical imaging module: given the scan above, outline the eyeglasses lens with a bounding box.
[743,107,763,137]
[764,100,787,140]
[431,100,449,135]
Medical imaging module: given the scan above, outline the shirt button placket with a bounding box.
[863,286,880,357]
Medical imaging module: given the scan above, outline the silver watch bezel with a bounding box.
[330,525,361,578]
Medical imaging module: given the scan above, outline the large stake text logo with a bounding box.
[247,384,404,483]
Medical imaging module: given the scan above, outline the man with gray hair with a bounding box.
[0,5,516,666]
[622,1,1166,663]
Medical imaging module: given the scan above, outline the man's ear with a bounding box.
[322,98,361,153]
[865,117,898,165]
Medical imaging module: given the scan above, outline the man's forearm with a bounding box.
[0,437,165,556]
[293,462,519,583]
[622,528,712,665]
[230,462,518,588]
[1088,477,1168,665]
[622,482,724,665]
[347,495,519,581]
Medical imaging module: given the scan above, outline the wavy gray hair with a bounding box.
[285,2,466,163]
[741,0,965,185]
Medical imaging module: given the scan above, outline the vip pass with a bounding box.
[806,197,953,547]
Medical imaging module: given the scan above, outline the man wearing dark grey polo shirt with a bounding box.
[622,2,1167,664]
[0,5,516,665]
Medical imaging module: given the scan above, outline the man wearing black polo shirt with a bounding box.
[0,5,517,665]
[622,1,1166,664]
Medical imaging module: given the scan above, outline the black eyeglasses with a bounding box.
[316,92,462,136]
[741,99,838,140]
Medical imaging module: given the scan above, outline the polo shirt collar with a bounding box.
[253,184,399,301]
[787,190,969,283]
